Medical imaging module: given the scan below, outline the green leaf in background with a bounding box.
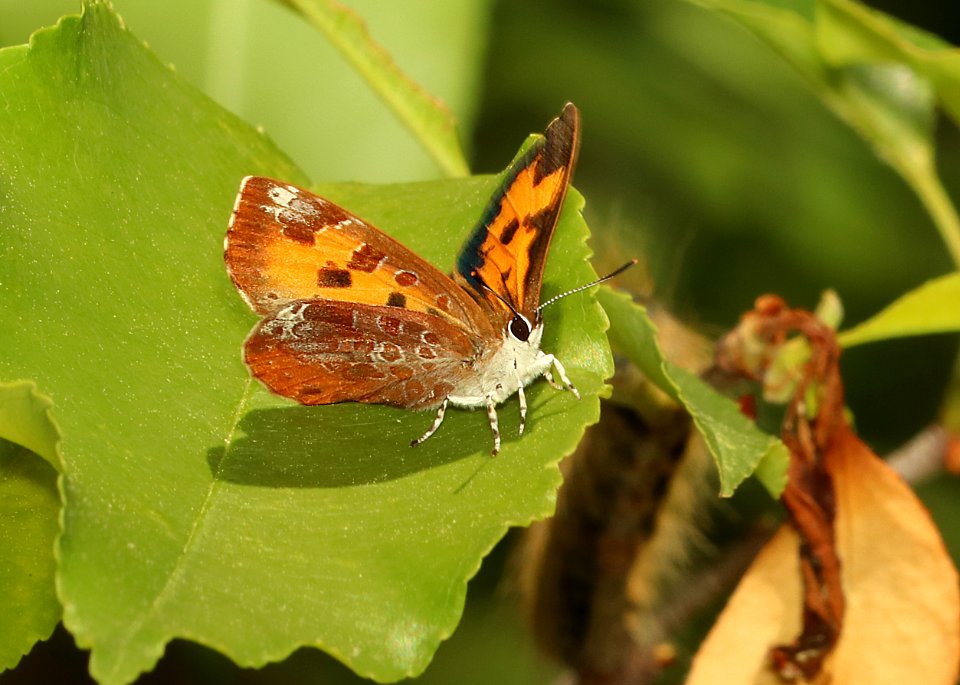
[597,289,788,498]
[0,381,60,470]
[0,0,489,185]
[0,382,61,666]
[276,0,470,177]
[0,3,609,684]
[684,0,960,268]
[816,0,960,124]
[0,439,60,672]
[839,272,960,347]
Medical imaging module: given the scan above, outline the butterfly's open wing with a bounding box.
[244,300,477,410]
[455,103,580,321]
[226,176,492,337]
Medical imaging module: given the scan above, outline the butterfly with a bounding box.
[225,103,627,455]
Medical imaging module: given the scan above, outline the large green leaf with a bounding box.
[598,289,788,498]
[0,3,609,683]
[0,439,60,671]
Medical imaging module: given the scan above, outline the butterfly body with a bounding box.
[446,324,550,408]
[226,104,582,454]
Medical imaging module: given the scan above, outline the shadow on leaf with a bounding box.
[208,403,482,488]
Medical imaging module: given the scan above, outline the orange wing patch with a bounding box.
[477,158,570,313]
[225,177,493,337]
[455,104,580,319]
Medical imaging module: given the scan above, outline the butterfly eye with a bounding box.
[509,315,531,342]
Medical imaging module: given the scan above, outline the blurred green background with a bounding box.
[2,0,957,683]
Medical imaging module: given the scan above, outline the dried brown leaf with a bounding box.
[687,427,959,685]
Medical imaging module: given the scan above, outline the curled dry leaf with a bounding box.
[716,295,848,675]
[687,425,959,685]
[692,295,959,684]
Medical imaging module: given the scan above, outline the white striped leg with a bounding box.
[545,356,580,400]
[542,368,565,390]
[486,396,501,456]
[516,380,527,436]
[411,397,448,447]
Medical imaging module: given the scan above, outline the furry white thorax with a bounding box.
[446,321,553,408]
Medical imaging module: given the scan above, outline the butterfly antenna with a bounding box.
[536,259,638,313]
[472,270,522,318]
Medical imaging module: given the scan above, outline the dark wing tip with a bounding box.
[553,103,580,145]
[559,102,580,127]
[539,103,581,180]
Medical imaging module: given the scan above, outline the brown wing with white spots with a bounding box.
[225,176,494,338]
[244,300,480,410]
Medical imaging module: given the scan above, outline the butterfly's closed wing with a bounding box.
[244,300,477,409]
[455,103,580,321]
[226,176,492,337]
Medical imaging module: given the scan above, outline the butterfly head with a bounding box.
[508,311,537,343]
[471,269,540,342]
[474,260,638,345]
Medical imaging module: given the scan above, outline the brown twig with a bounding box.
[886,424,949,484]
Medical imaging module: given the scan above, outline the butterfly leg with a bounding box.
[411,397,449,448]
[486,395,501,456]
[546,355,580,400]
[516,381,527,436]
[543,368,565,390]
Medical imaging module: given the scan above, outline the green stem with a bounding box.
[903,160,960,269]
[278,0,470,178]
